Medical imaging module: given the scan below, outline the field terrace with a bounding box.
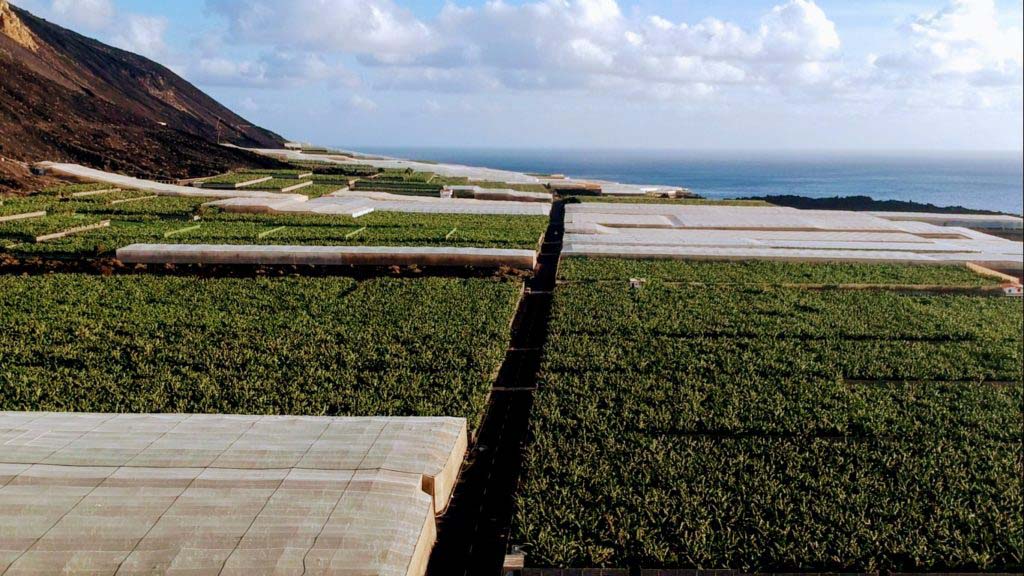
[1,174,550,270]
[513,258,1023,572]
[3,155,1023,576]
[0,162,552,576]
[0,273,524,576]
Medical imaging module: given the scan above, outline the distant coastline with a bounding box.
[738,194,1020,217]
[349,147,1024,215]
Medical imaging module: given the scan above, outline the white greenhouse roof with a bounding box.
[206,192,552,217]
[0,413,468,576]
[563,204,1023,269]
[116,244,538,269]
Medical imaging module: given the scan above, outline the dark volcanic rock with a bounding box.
[744,194,1015,216]
[0,2,287,192]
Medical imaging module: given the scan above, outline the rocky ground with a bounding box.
[0,1,288,193]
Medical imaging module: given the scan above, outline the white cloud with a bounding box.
[758,0,840,61]
[372,67,502,92]
[202,0,841,98]
[15,0,1021,118]
[633,0,839,67]
[348,94,379,112]
[50,0,113,30]
[411,0,841,96]
[205,0,432,64]
[191,51,358,88]
[238,96,260,113]
[112,15,168,59]
[183,0,1018,115]
[423,99,442,114]
[194,57,265,85]
[566,38,615,69]
[865,0,1023,111]
[873,0,1022,85]
[574,0,621,30]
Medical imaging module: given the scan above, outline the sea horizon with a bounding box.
[347,147,1024,215]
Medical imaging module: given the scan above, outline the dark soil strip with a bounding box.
[0,255,531,281]
[520,565,1024,569]
[562,329,1003,344]
[844,379,1022,388]
[556,279,1013,296]
[428,201,565,576]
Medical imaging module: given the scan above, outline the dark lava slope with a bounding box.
[0,0,286,192]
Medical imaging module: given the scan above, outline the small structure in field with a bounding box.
[445,185,552,203]
[547,180,603,196]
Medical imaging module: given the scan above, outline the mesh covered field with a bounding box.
[0,274,523,429]
[0,192,548,256]
[514,260,1023,571]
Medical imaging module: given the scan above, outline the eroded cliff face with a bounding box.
[0,0,38,51]
[0,2,287,192]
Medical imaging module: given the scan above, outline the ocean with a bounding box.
[352,148,1024,215]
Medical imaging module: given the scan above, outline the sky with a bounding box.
[14,0,1024,151]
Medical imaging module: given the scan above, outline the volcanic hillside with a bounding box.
[0,0,286,192]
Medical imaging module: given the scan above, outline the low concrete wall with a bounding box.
[35,220,110,243]
[277,180,314,193]
[200,176,273,189]
[0,210,46,224]
[70,188,121,198]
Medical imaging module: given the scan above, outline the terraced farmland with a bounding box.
[351,179,444,195]
[0,274,522,430]
[560,257,1006,287]
[199,172,271,186]
[0,192,549,257]
[297,183,346,197]
[0,213,108,244]
[302,163,381,177]
[3,177,1020,576]
[243,177,313,191]
[513,259,1023,572]
[377,169,436,183]
[244,168,312,178]
[38,182,118,196]
[1,197,51,218]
